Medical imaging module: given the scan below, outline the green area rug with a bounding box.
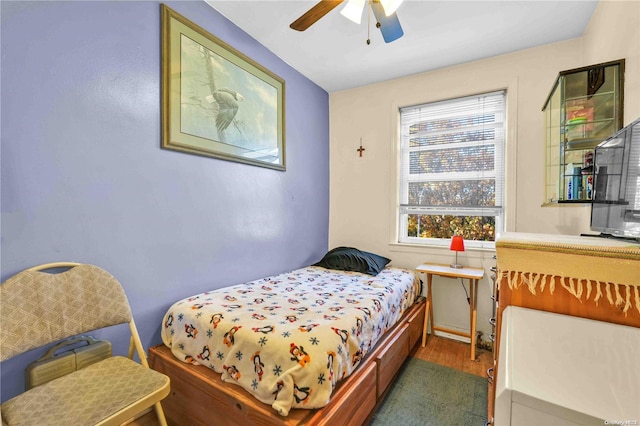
[370,357,488,426]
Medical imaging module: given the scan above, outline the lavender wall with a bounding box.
[0,1,329,401]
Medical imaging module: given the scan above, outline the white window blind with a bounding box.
[398,90,506,248]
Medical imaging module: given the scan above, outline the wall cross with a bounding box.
[357,138,365,157]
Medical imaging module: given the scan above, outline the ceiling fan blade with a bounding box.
[290,0,345,31]
[370,0,404,43]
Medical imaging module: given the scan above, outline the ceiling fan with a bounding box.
[290,0,404,44]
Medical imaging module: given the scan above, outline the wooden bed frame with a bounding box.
[149,297,425,426]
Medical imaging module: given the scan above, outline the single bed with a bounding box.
[149,248,425,425]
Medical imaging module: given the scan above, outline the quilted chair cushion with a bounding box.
[0,356,170,426]
[1,264,132,361]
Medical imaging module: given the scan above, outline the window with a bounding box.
[398,90,506,248]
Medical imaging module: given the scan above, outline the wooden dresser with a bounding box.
[487,232,640,424]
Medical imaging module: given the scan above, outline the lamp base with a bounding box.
[450,263,463,269]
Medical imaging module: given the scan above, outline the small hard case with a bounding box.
[25,335,111,389]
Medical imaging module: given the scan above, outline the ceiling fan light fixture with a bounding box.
[370,0,403,42]
[340,0,366,24]
[379,0,403,16]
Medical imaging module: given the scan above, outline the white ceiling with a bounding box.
[207,0,599,93]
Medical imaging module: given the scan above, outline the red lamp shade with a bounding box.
[450,235,465,252]
[449,235,465,268]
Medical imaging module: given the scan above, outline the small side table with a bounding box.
[416,263,485,360]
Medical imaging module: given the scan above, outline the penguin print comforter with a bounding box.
[160,266,420,416]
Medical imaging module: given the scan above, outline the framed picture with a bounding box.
[161,4,286,171]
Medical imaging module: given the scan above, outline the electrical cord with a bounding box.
[460,278,470,304]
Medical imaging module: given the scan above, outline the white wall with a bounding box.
[583,0,640,124]
[328,1,640,342]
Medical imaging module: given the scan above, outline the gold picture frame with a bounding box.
[161,4,286,171]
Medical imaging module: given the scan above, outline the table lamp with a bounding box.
[450,235,465,269]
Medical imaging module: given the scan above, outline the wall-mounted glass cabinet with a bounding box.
[542,59,624,204]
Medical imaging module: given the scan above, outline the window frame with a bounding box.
[396,90,507,250]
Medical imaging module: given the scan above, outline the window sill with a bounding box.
[388,242,496,255]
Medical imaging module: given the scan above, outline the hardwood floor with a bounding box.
[129,335,491,425]
[413,334,493,377]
